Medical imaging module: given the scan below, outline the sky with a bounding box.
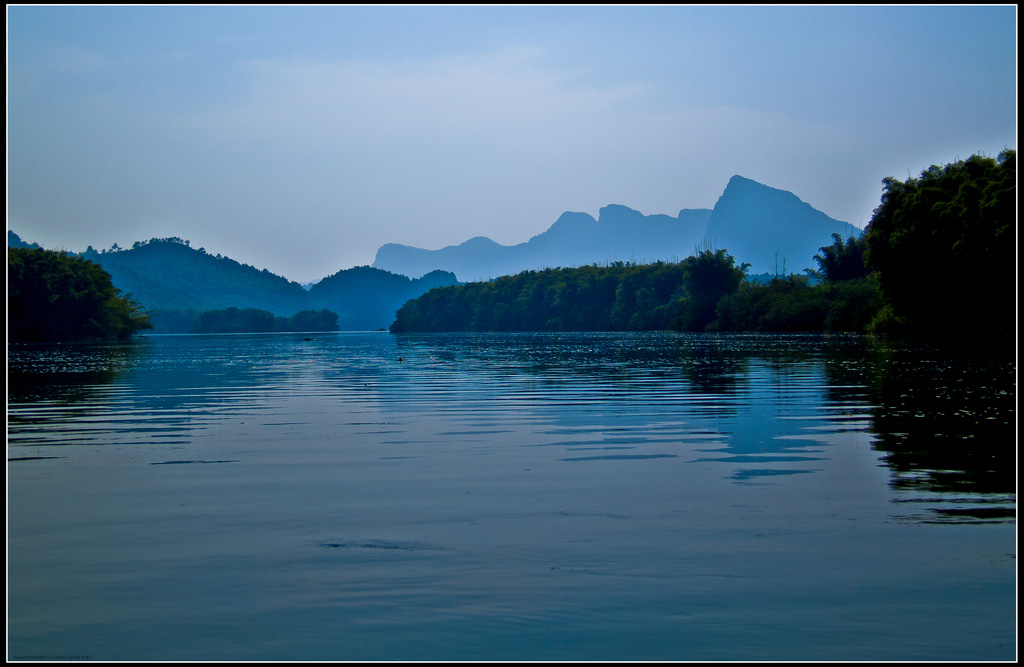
[7,5,1017,284]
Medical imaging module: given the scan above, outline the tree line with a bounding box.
[190,307,339,333]
[392,150,1014,354]
[389,248,747,333]
[389,246,878,335]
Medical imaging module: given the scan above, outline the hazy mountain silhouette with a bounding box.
[704,175,859,275]
[8,230,41,250]
[374,207,712,282]
[373,176,858,280]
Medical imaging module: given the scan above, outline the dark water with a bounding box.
[7,332,1016,661]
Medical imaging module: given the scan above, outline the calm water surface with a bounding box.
[7,332,1016,661]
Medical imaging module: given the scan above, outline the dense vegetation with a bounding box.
[713,275,882,333]
[709,232,880,332]
[863,149,1015,349]
[391,150,1014,349]
[191,307,339,333]
[390,249,748,333]
[8,247,153,342]
[389,242,879,334]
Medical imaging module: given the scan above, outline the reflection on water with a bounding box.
[861,347,1016,523]
[379,332,1014,517]
[7,340,142,402]
[8,332,1015,524]
[6,332,1016,661]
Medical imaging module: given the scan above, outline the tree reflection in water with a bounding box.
[860,345,1014,522]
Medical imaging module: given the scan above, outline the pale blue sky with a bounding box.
[7,5,1017,283]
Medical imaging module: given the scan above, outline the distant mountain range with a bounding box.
[373,175,860,281]
[8,175,860,331]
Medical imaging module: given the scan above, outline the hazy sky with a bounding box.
[8,5,1017,283]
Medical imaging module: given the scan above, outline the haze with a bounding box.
[7,5,1016,284]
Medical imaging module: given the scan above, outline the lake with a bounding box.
[7,331,1016,661]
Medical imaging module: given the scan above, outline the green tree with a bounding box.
[863,150,1015,349]
[812,233,871,283]
[671,248,748,331]
[8,247,153,342]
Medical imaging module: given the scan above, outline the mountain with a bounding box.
[372,176,858,281]
[72,238,457,332]
[373,207,713,282]
[703,176,860,275]
[81,239,308,318]
[8,230,41,250]
[8,175,856,330]
[307,266,459,331]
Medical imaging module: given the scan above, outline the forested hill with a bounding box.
[76,238,458,332]
[82,238,308,316]
[307,265,460,331]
